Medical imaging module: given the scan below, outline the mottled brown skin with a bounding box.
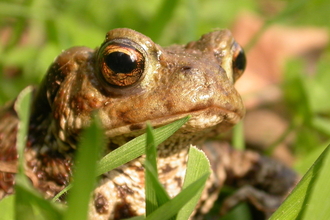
[0,28,296,219]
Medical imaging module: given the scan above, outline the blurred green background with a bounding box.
[1,0,330,219]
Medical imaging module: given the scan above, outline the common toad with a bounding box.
[0,28,296,219]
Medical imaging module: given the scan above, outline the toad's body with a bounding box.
[0,28,295,219]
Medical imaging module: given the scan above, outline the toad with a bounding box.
[0,28,296,219]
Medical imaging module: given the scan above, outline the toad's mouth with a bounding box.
[104,106,243,138]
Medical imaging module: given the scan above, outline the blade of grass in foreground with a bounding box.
[177,146,211,220]
[14,86,33,220]
[269,145,330,220]
[144,145,210,220]
[96,116,190,176]
[145,123,171,216]
[63,118,105,220]
[146,173,209,220]
[145,123,160,215]
[0,195,15,220]
[14,87,63,220]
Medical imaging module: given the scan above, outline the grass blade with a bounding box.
[145,124,171,216]
[15,183,64,220]
[145,123,159,215]
[302,144,330,219]
[64,118,105,220]
[177,146,211,220]
[270,145,330,220]
[146,174,209,220]
[14,87,63,220]
[15,86,32,179]
[0,195,15,220]
[14,86,39,219]
[96,116,190,176]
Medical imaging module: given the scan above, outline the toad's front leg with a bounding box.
[201,141,298,218]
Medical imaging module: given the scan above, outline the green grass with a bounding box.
[270,145,330,220]
[1,0,330,219]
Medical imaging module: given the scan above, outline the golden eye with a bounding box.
[232,42,246,82]
[99,43,145,87]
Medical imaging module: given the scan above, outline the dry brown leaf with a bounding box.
[231,13,329,109]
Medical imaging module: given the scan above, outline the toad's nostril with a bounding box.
[181,66,192,71]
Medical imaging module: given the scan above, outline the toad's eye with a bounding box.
[232,42,246,82]
[99,43,145,87]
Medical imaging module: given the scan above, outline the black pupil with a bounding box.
[105,52,137,73]
[234,50,246,71]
